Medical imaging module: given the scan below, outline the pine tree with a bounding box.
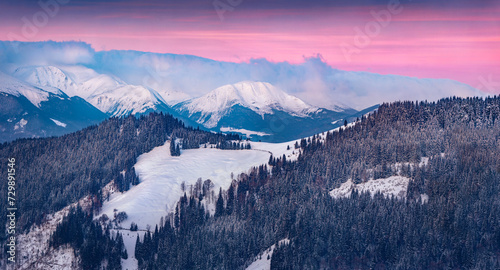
[226,184,235,215]
[215,188,225,217]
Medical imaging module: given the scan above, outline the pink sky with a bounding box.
[1,1,499,92]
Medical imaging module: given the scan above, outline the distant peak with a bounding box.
[180,81,320,128]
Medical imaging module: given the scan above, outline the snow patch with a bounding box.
[419,157,429,167]
[329,176,410,200]
[250,141,300,162]
[331,119,342,125]
[220,127,271,137]
[246,239,290,270]
[420,193,429,204]
[117,229,145,270]
[14,119,28,130]
[50,118,67,127]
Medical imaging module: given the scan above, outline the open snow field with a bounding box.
[97,140,297,269]
[98,141,298,231]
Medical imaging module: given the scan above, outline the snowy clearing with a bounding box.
[96,139,299,269]
[220,126,271,137]
[99,142,273,230]
[329,176,410,200]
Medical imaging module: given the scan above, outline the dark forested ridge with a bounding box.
[0,112,240,241]
[135,96,500,269]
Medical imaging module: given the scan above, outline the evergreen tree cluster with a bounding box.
[216,140,251,150]
[171,128,242,150]
[170,129,248,156]
[135,96,500,269]
[169,136,181,156]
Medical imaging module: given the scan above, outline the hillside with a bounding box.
[136,96,500,269]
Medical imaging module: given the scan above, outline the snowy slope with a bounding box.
[16,194,96,270]
[13,66,77,96]
[178,81,320,128]
[87,83,162,117]
[9,65,171,117]
[0,71,51,107]
[77,73,124,99]
[154,88,191,106]
[246,239,290,270]
[98,141,277,230]
[0,70,108,142]
[95,140,299,269]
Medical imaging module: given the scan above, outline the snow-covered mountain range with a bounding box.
[0,71,107,142]
[0,64,361,142]
[0,41,487,142]
[13,65,169,117]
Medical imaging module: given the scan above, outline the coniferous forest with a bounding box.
[2,96,500,269]
[134,97,500,269]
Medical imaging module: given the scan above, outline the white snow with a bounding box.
[329,176,410,200]
[220,127,271,137]
[50,118,67,127]
[117,229,145,270]
[0,71,50,108]
[95,140,300,269]
[246,239,290,270]
[7,65,168,117]
[87,84,159,117]
[16,195,94,270]
[78,74,124,99]
[98,141,275,230]
[14,118,28,130]
[14,66,76,96]
[58,65,102,85]
[420,193,429,204]
[155,89,191,106]
[419,157,429,167]
[251,141,300,162]
[180,81,320,128]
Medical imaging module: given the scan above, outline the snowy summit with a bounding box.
[179,81,320,128]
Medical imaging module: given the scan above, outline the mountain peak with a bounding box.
[13,66,76,96]
[181,81,319,126]
[0,71,52,108]
[177,81,321,128]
